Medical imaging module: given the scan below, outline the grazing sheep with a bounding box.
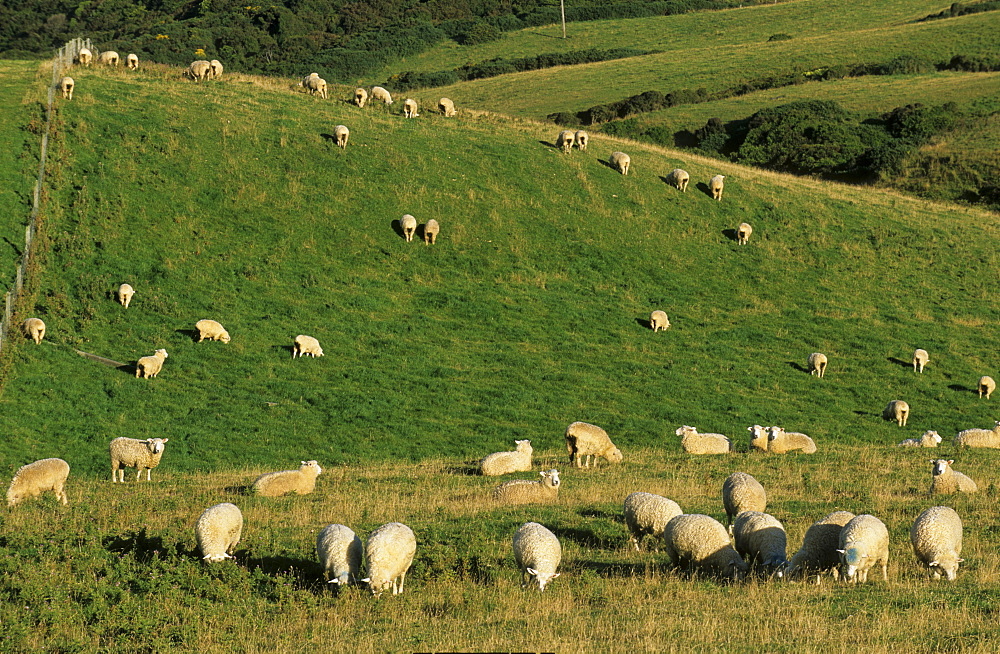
[58,76,74,100]
[623,492,682,551]
[766,426,817,454]
[117,283,134,308]
[736,222,752,245]
[77,47,92,66]
[709,175,725,200]
[438,97,456,116]
[882,400,909,427]
[6,458,70,506]
[480,439,533,476]
[748,425,769,452]
[929,459,977,494]
[400,214,417,242]
[574,130,589,151]
[403,98,419,118]
[187,60,211,82]
[196,503,243,563]
[110,437,169,482]
[423,219,440,245]
[371,86,393,105]
[354,87,368,107]
[252,460,323,497]
[98,50,120,66]
[23,318,45,344]
[676,425,731,455]
[785,510,856,582]
[732,511,787,576]
[610,151,631,175]
[195,319,230,343]
[838,514,889,583]
[293,335,323,358]
[897,430,941,448]
[305,76,328,99]
[565,421,623,468]
[492,469,560,504]
[362,522,416,596]
[913,348,929,373]
[663,514,747,581]
[667,168,689,192]
[126,53,139,70]
[955,420,1000,448]
[334,125,349,149]
[978,376,995,399]
[317,524,363,587]
[135,348,168,378]
[722,472,767,530]
[513,522,562,591]
[649,310,670,332]
[808,352,828,378]
[209,59,223,78]
[556,130,575,153]
[910,506,963,581]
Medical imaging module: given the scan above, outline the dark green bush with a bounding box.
[459,21,503,46]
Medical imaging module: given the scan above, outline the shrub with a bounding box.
[460,21,503,46]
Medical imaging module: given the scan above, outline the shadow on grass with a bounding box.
[949,384,973,394]
[445,463,481,476]
[552,525,619,549]
[319,132,337,144]
[390,219,407,240]
[245,555,328,591]
[598,157,622,173]
[225,483,255,495]
[175,328,201,343]
[635,317,654,330]
[787,361,809,373]
[104,528,183,563]
[887,356,910,369]
[578,508,621,523]
[695,181,713,198]
[722,228,739,242]
[119,362,138,376]
[273,344,295,358]
[575,559,656,578]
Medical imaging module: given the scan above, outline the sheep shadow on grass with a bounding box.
[722,228,741,242]
[319,132,338,144]
[887,356,910,369]
[695,181,713,198]
[578,508,622,523]
[246,555,329,593]
[273,344,295,358]
[390,219,407,240]
[551,525,619,549]
[539,140,559,150]
[575,559,659,578]
[597,157,622,173]
[224,483,256,495]
[103,528,183,564]
[787,361,810,374]
[445,463,481,476]
[635,317,655,330]
[175,328,201,343]
[949,384,973,394]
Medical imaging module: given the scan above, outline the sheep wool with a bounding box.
[513,522,562,591]
[195,319,230,343]
[23,318,45,344]
[897,430,941,448]
[610,151,631,175]
[126,53,139,70]
[722,472,767,530]
[766,426,817,454]
[98,50,119,66]
[371,86,393,105]
[649,310,670,332]
[187,60,211,81]
[317,524,363,587]
[400,214,417,242]
[293,335,323,358]
[838,514,889,583]
[117,283,134,308]
[438,97,456,116]
[252,460,323,497]
[663,514,747,580]
[913,348,930,373]
[403,98,419,118]
[354,87,368,107]
[623,492,682,551]
[676,425,731,455]
[978,376,995,399]
[196,503,243,562]
[882,400,910,427]
[736,222,752,245]
[747,425,769,452]
[480,439,533,476]
[955,420,1000,448]
[334,125,349,149]
[209,59,223,78]
[910,506,963,581]
[6,458,70,506]
[77,47,92,66]
[808,352,827,377]
[709,175,725,200]
[785,510,856,582]
[667,168,689,192]
[732,511,787,576]
[929,459,977,494]
[305,76,328,99]
[556,130,575,153]
[110,437,169,482]
[492,469,560,504]
[362,522,416,596]
[423,219,440,245]
[564,421,623,468]
[135,348,168,378]
[574,130,589,151]
[58,76,74,100]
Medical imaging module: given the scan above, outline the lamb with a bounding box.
[6,458,70,506]
[556,130,575,153]
[667,168,689,192]
[837,514,889,583]
[305,76,328,99]
[58,76,74,100]
[480,439,533,476]
[117,283,134,308]
[195,319,230,343]
[882,400,909,427]
[929,459,977,494]
[371,86,393,105]
[209,59,223,78]
[293,334,323,358]
[195,503,243,562]
[564,421,623,468]
[492,469,560,504]
[766,426,817,454]
[23,318,45,344]
[317,524,363,587]
[512,522,562,591]
[126,53,139,70]
[955,420,1000,448]
[784,510,856,582]
[110,437,169,482]
[736,222,752,245]
[748,425,769,452]
[354,87,368,107]
[913,348,929,373]
[77,47,92,66]
[98,50,120,66]
[897,430,941,448]
[910,506,963,581]
[610,151,631,175]
[623,492,682,551]
[403,98,419,118]
[135,348,168,378]
[649,310,670,332]
[187,60,211,82]
[438,97,456,116]
[574,130,589,151]
[663,514,747,581]
[423,219,440,245]
[676,425,731,455]
[362,522,416,596]
[978,375,995,399]
[334,125,349,149]
[732,511,787,577]
[722,472,766,530]
[709,175,725,200]
[251,460,323,497]
[808,352,827,378]
[400,214,417,242]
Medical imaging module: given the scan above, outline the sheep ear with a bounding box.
[162,438,169,443]
[526,567,538,576]
[957,558,965,563]
[360,577,371,583]
[929,561,939,567]
[948,460,954,465]
[836,549,845,554]
[551,573,561,579]
[302,461,307,466]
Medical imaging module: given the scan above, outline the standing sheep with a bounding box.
[305,76,328,99]
[492,469,560,504]
[334,125,349,149]
[317,524,363,587]
[808,352,828,378]
[883,400,910,427]
[512,522,562,591]
[371,86,393,105]
[209,59,223,78]
[400,214,417,242]
[187,60,211,82]
[135,348,168,378]
[195,319,230,343]
[6,458,70,506]
[565,421,623,468]
[126,53,139,70]
[480,439,533,476]
[649,310,670,332]
[196,503,243,562]
[667,168,689,192]
[574,130,589,151]
[732,511,787,576]
[609,151,631,175]
[556,130,575,153]
[910,506,963,581]
[897,430,941,447]
[23,318,45,344]
[736,222,752,245]
[293,334,323,358]
[837,514,889,583]
[438,97,456,116]
[423,219,440,245]
[748,425,769,452]
[354,88,368,107]
[77,47,92,66]
[58,76,74,100]
[663,514,747,581]
[117,283,134,308]
[623,492,682,551]
[913,348,929,373]
[403,98,419,118]
[766,426,817,454]
[251,460,323,497]
[709,175,725,200]
[784,510,856,582]
[676,425,731,455]
[955,420,1000,448]
[978,376,995,399]
[929,459,977,494]
[362,522,416,596]
[98,50,120,66]
[722,472,767,530]
[110,437,169,482]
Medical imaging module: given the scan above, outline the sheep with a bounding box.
[300,72,320,86]
[195,319,230,343]
[135,348,168,378]
[929,459,977,494]
[98,50,120,66]
[317,524,363,587]
[663,514,747,581]
[784,510,856,582]
[403,98,419,118]
[423,219,440,245]
[492,469,560,504]
[362,522,416,596]
[480,439,533,476]
[837,514,889,583]
[209,59,223,79]
[305,76,328,100]
[910,506,963,581]
[732,511,787,577]
[565,421,623,468]
[667,168,689,192]
[438,97,456,116]
[766,426,817,454]
[58,76,74,100]
[676,425,731,455]
[371,86,393,105]
[195,503,243,563]
[736,222,752,245]
[913,348,929,373]
[6,458,70,506]
[897,430,941,448]
[400,214,417,242]
[187,60,211,82]
[722,472,766,530]
[649,310,670,332]
[978,375,995,399]
[293,334,323,358]
[251,460,323,497]
[77,47,92,66]
[955,420,1000,448]
[709,175,725,200]
[556,130,575,153]
[623,492,682,551]
[354,87,368,107]
[334,125,349,149]
[126,53,139,70]
[117,283,134,308]
[110,437,169,482]
[574,130,589,151]
[882,400,909,427]
[512,522,562,591]
[808,352,827,378]
[748,425,769,452]
[610,151,631,175]
[23,318,46,344]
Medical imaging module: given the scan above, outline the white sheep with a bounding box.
[913,348,929,373]
[354,87,368,107]
[187,60,211,82]
[722,472,767,530]
[882,400,910,427]
[556,130,575,153]
[58,76,74,100]
[423,219,440,245]
[492,469,560,504]
[480,439,533,476]
[663,514,747,581]
[649,310,670,332]
[438,97,456,116]
[667,168,689,192]
[252,460,323,497]
[955,420,1000,448]
[403,98,419,118]
[837,514,889,583]
[110,437,169,482]
[910,506,963,581]
[808,352,827,378]
[293,334,323,358]
[77,47,92,66]
[736,222,752,245]
[610,151,631,175]
[135,348,168,378]
[209,59,223,78]
[574,130,589,151]
[6,458,70,506]
[126,53,139,70]
[748,425,769,452]
[23,318,45,344]
[317,524,363,587]
[709,174,725,200]
[195,319,230,343]
[400,214,417,242]
[897,430,941,447]
[565,421,623,468]
[305,76,328,99]
[623,492,682,551]
[371,86,393,105]
[979,376,996,399]
[98,50,120,66]
[929,459,977,494]
[512,522,561,591]
[784,510,856,582]
[766,426,817,454]
[117,283,134,308]
[676,425,731,455]
[362,522,416,596]
[334,124,349,149]
[195,503,243,562]
[732,511,787,577]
